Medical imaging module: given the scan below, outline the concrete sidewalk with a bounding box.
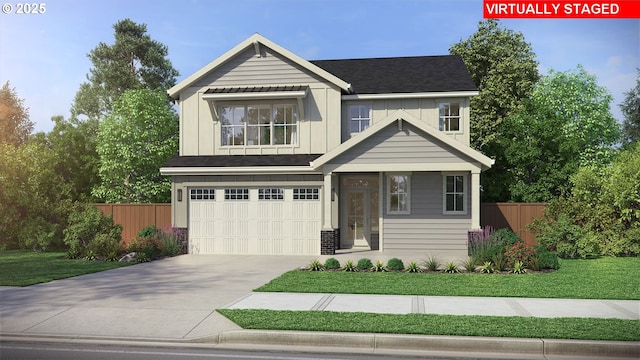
[226,292,640,319]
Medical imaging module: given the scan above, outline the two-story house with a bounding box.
[160,33,494,257]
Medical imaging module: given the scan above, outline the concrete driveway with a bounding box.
[0,254,313,340]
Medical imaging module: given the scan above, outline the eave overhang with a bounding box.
[341,91,479,100]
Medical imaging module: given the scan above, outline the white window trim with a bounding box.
[442,173,468,215]
[219,102,299,148]
[386,173,411,215]
[438,102,463,134]
[348,104,372,136]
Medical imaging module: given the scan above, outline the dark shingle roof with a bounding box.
[310,55,476,94]
[163,153,322,168]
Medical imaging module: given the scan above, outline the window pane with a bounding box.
[455,175,464,192]
[446,176,454,193]
[439,103,449,116]
[448,117,460,131]
[390,194,399,212]
[446,194,455,211]
[449,103,460,116]
[455,193,464,211]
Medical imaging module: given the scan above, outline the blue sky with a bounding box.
[1,0,638,133]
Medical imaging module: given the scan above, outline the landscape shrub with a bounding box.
[342,260,357,272]
[512,261,527,274]
[467,225,496,258]
[356,258,373,271]
[422,255,441,271]
[535,245,560,270]
[470,228,523,265]
[324,257,340,270]
[532,212,584,258]
[308,259,323,271]
[386,258,404,271]
[504,241,537,268]
[130,226,182,260]
[405,261,421,273]
[87,233,122,262]
[372,260,386,272]
[138,225,159,238]
[443,261,459,273]
[63,204,122,260]
[461,257,476,272]
[480,261,494,273]
[128,236,163,261]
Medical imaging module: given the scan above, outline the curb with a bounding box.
[2,331,639,358]
[216,330,640,358]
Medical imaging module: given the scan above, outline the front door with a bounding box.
[346,190,369,248]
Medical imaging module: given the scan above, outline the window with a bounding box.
[293,188,319,200]
[258,188,284,200]
[387,174,410,214]
[190,188,215,200]
[225,188,249,200]
[349,104,371,134]
[221,103,297,146]
[439,103,461,132]
[444,174,465,213]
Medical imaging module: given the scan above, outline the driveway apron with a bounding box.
[0,254,313,340]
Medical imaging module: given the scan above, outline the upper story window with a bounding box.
[349,104,371,134]
[439,103,461,132]
[220,103,297,146]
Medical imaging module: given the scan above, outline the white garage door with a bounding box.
[189,187,321,255]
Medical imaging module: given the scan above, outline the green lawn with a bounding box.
[218,309,640,341]
[256,257,640,300]
[0,250,132,286]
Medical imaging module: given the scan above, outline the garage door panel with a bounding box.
[189,187,321,255]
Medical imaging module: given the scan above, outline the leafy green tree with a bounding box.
[449,19,539,201]
[501,99,573,202]
[502,66,620,202]
[534,66,620,166]
[0,81,33,146]
[620,69,640,146]
[0,142,69,250]
[93,89,178,203]
[30,116,100,202]
[71,18,179,120]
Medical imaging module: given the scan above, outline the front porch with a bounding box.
[319,171,481,256]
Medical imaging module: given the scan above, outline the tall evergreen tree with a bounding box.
[71,18,179,120]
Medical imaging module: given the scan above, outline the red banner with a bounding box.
[484,0,640,18]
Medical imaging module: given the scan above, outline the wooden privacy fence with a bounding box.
[95,202,547,247]
[95,204,172,244]
[481,203,547,246]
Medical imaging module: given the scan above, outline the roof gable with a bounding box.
[310,56,477,94]
[312,110,494,170]
[168,33,351,98]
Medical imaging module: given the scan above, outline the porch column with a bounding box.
[471,169,481,229]
[323,172,333,230]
